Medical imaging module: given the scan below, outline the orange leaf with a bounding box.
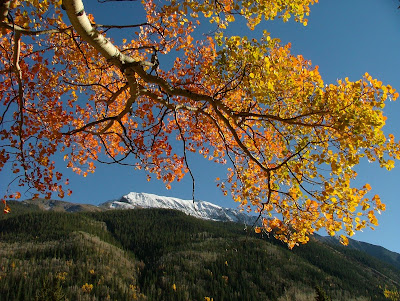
[3,204,10,214]
[254,227,262,233]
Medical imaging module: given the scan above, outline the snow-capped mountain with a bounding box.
[100,192,257,225]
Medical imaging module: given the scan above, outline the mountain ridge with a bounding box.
[18,197,102,213]
[8,191,400,269]
[99,192,257,225]
[1,207,399,300]
[317,235,400,271]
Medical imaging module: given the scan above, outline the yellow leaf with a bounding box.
[339,235,349,246]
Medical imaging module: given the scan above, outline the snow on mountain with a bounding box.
[101,192,257,225]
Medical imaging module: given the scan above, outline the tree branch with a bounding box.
[0,22,73,36]
[0,0,10,23]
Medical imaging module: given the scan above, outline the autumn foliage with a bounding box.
[1,0,399,247]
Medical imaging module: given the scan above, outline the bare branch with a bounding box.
[92,22,150,29]
[0,22,73,36]
[174,110,196,203]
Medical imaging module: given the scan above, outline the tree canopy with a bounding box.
[1,0,399,248]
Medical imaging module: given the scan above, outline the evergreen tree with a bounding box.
[315,286,332,301]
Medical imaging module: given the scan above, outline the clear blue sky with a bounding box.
[2,0,400,253]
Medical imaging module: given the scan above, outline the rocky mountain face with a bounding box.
[100,192,257,225]
[20,198,102,213]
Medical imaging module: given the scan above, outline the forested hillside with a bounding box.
[0,208,399,300]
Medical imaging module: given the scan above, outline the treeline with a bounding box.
[0,208,399,300]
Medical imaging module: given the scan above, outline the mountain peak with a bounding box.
[100,192,256,225]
